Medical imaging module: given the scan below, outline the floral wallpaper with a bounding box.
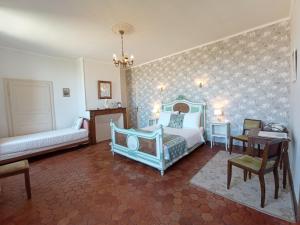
[126,21,291,140]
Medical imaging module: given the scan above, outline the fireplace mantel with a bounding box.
[88,108,128,145]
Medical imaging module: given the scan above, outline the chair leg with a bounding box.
[249,171,252,179]
[279,153,283,170]
[243,170,247,182]
[227,162,232,189]
[229,137,233,154]
[24,169,31,199]
[273,168,279,199]
[283,152,288,189]
[242,142,246,152]
[259,174,266,208]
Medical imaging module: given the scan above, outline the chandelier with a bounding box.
[113,30,134,68]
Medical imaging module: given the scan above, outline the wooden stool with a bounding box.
[0,160,31,199]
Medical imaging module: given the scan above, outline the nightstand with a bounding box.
[211,122,230,151]
[148,118,158,126]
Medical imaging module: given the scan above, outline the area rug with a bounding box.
[190,151,295,222]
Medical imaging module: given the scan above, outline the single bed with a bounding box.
[110,96,206,175]
[0,118,89,165]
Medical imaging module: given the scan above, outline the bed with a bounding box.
[110,96,206,175]
[0,118,89,165]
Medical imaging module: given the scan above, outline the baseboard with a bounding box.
[286,152,300,222]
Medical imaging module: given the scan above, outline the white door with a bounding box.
[4,79,55,136]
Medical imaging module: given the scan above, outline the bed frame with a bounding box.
[110,95,206,175]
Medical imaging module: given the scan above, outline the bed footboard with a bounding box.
[110,122,166,175]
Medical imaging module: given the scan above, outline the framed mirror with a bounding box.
[98,81,112,99]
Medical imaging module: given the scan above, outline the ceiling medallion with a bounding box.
[112,23,134,68]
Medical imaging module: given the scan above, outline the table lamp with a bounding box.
[214,109,223,122]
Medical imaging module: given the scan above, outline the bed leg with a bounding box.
[160,170,164,176]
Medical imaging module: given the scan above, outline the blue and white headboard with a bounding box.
[161,95,206,129]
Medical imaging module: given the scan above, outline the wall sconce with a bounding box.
[214,109,223,122]
[158,84,166,92]
[195,79,203,88]
[198,81,203,88]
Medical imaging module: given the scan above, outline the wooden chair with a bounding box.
[0,160,31,199]
[227,136,283,208]
[229,119,262,154]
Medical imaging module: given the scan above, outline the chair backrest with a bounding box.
[247,136,283,171]
[243,119,262,135]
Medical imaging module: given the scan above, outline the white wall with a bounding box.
[0,47,85,138]
[82,58,123,142]
[289,0,300,204]
[83,58,121,109]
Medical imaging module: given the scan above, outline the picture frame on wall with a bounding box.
[291,48,298,82]
[98,80,112,99]
[63,88,70,97]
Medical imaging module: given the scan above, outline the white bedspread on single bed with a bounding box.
[0,128,88,155]
[142,125,205,148]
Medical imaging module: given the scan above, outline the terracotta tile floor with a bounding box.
[0,142,298,225]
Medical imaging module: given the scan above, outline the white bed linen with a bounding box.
[142,125,205,148]
[0,128,88,155]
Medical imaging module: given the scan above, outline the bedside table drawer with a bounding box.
[211,125,229,137]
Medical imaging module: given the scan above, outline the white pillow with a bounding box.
[157,112,172,126]
[72,117,83,129]
[183,112,201,129]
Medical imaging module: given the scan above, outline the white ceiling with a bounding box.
[0,0,291,65]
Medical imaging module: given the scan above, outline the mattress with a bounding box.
[0,128,88,155]
[142,125,205,148]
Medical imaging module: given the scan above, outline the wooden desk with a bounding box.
[88,108,127,145]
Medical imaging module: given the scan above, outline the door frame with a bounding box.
[3,78,56,136]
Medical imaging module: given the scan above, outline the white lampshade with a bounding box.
[214,109,222,116]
